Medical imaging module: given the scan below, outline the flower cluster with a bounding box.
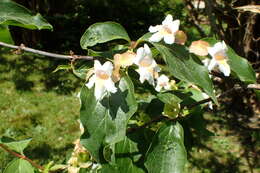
[85,14,231,100]
[86,15,182,100]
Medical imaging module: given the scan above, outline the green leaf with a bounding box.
[0,137,31,154]
[52,65,71,73]
[80,22,130,49]
[4,159,34,173]
[0,0,52,30]
[157,93,182,105]
[80,75,137,162]
[99,137,145,173]
[203,38,256,83]
[145,122,187,173]
[153,43,217,104]
[0,25,14,44]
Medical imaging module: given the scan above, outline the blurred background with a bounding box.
[0,0,259,172]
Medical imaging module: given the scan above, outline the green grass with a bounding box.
[0,51,82,170]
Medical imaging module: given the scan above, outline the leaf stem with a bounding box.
[0,143,44,171]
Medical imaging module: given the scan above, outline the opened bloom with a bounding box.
[149,14,180,44]
[86,60,117,100]
[134,44,160,86]
[207,41,230,76]
[155,74,171,91]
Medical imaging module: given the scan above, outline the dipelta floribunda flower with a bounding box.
[155,74,171,92]
[149,14,180,44]
[86,60,117,100]
[207,41,231,76]
[134,44,160,86]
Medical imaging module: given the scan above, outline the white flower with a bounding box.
[202,58,212,78]
[207,41,231,76]
[134,44,160,85]
[86,60,117,100]
[192,0,206,9]
[202,92,213,110]
[155,74,171,92]
[149,14,180,44]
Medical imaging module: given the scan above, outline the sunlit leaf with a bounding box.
[145,122,187,173]
[4,159,34,173]
[154,43,217,104]
[98,137,145,173]
[80,22,130,49]
[0,0,52,30]
[80,75,137,162]
[0,137,31,154]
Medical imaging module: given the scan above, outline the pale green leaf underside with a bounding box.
[0,0,52,30]
[4,159,34,173]
[0,137,31,154]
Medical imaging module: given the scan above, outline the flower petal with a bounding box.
[218,61,231,76]
[102,61,114,75]
[208,58,217,71]
[94,60,102,71]
[149,32,164,42]
[155,85,162,92]
[164,34,175,44]
[85,75,95,89]
[149,25,161,33]
[162,14,173,26]
[144,44,152,58]
[135,47,145,64]
[94,81,106,100]
[168,19,180,33]
[105,78,117,93]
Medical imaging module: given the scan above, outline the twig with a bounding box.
[0,41,93,60]
[0,143,44,171]
[127,115,166,134]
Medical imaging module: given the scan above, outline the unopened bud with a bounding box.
[189,40,210,56]
[175,30,187,45]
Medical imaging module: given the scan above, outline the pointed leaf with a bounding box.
[4,159,34,173]
[80,76,137,162]
[0,25,14,44]
[0,0,52,30]
[145,122,187,173]
[80,22,130,49]
[153,43,217,104]
[0,137,31,154]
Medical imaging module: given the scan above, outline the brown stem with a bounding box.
[0,41,93,60]
[0,143,44,171]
